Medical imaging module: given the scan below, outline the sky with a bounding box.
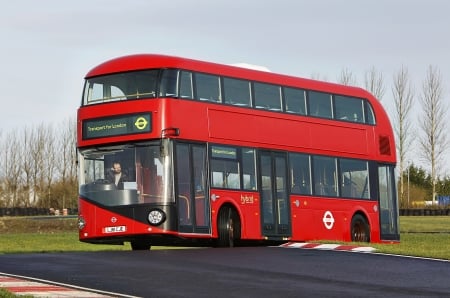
[1,0,449,175]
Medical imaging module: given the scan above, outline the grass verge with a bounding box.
[0,216,449,260]
[0,288,33,298]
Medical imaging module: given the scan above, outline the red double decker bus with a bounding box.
[77,54,399,250]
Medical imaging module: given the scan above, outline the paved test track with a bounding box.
[0,247,449,297]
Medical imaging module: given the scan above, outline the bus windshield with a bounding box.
[82,70,159,105]
[79,142,174,206]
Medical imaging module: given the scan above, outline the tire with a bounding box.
[130,240,151,250]
[350,214,370,242]
[217,206,240,247]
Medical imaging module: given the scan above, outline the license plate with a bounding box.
[103,226,127,233]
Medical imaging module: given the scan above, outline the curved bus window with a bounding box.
[79,143,174,206]
[82,70,159,105]
[308,91,333,119]
[223,77,251,107]
[365,101,376,125]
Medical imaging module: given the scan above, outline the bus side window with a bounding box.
[284,87,306,115]
[289,153,311,195]
[179,71,194,99]
[195,73,221,102]
[308,91,333,119]
[159,69,178,97]
[242,148,256,190]
[254,82,282,111]
[313,156,338,197]
[339,159,370,199]
[334,96,364,123]
[223,77,251,107]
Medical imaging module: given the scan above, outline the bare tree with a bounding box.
[0,130,22,207]
[364,66,385,101]
[392,66,414,207]
[337,68,357,86]
[22,124,47,206]
[55,117,78,209]
[1,120,79,209]
[21,128,33,206]
[419,65,448,202]
[42,124,57,208]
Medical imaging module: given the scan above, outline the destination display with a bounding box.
[83,113,151,139]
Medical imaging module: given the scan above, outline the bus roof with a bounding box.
[85,54,375,102]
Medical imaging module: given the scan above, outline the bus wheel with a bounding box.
[130,240,151,250]
[350,214,370,242]
[217,206,240,247]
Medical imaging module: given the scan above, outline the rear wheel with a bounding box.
[130,240,151,250]
[217,206,240,247]
[350,214,370,242]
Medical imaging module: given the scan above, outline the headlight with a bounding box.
[147,209,166,226]
[78,216,86,230]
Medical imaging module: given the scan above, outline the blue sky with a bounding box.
[1,0,449,174]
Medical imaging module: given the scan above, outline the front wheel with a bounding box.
[350,214,370,242]
[217,206,240,247]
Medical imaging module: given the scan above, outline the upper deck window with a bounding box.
[179,71,194,99]
[254,82,282,111]
[83,70,159,105]
[308,91,333,119]
[334,95,365,123]
[284,87,306,115]
[159,69,178,97]
[223,77,251,107]
[195,73,221,102]
[365,102,376,125]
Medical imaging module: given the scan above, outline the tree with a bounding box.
[392,66,414,206]
[337,68,357,86]
[55,118,78,209]
[419,65,448,202]
[0,130,22,207]
[364,66,385,101]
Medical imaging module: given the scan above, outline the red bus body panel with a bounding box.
[78,54,397,245]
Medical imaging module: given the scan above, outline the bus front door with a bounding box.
[259,151,291,239]
[176,143,210,234]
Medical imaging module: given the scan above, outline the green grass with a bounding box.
[0,232,132,253]
[0,216,449,260]
[0,288,33,298]
[369,216,450,260]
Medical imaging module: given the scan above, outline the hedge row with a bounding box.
[399,209,450,216]
[0,207,77,217]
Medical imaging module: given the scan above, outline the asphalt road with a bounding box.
[0,247,449,297]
